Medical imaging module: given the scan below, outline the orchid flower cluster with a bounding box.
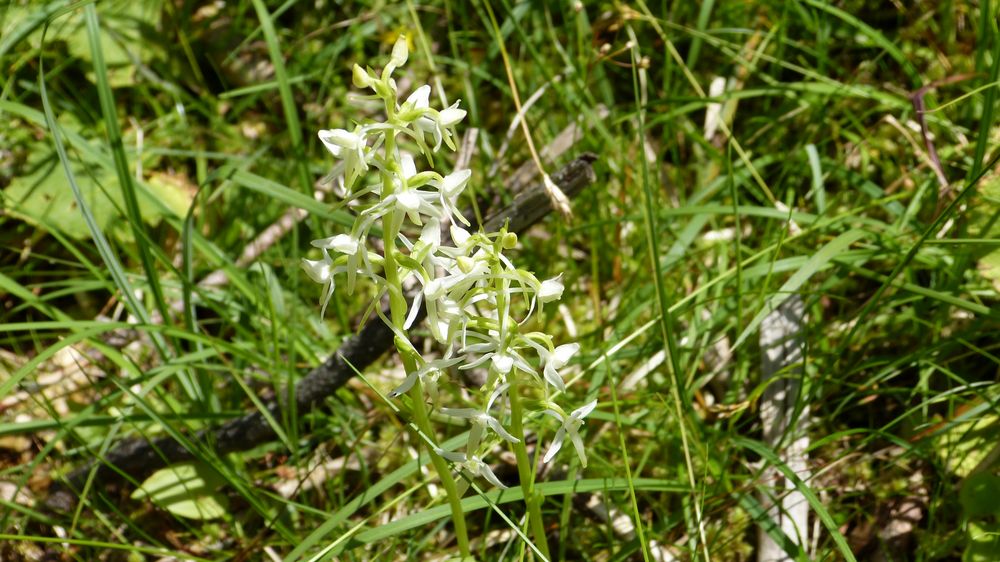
[303,37,596,492]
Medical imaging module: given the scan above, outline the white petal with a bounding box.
[461,343,494,354]
[441,169,472,198]
[512,353,535,375]
[478,462,506,489]
[319,278,335,319]
[400,153,417,179]
[543,428,567,463]
[543,364,566,390]
[319,128,360,150]
[420,218,441,248]
[312,233,359,255]
[396,190,421,212]
[460,353,492,371]
[487,417,520,444]
[438,104,466,127]
[542,409,565,422]
[538,276,564,302]
[570,430,588,468]
[405,85,431,109]
[403,290,422,330]
[424,279,445,300]
[301,258,331,283]
[491,353,514,375]
[572,399,598,420]
[486,383,510,411]
[551,343,580,368]
[450,225,471,247]
[317,130,344,157]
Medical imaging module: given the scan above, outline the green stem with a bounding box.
[380,146,471,557]
[408,380,471,556]
[508,381,551,561]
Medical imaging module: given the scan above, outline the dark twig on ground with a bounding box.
[45,153,597,512]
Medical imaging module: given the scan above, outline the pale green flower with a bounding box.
[543,399,598,467]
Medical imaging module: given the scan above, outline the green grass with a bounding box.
[2,0,1000,560]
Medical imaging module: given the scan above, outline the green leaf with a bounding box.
[4,140,190,240]
[227,168,356,229]
[131,462,229,520]
[961,473,1000,518]
[64,0,164,87]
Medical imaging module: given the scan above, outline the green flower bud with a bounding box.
[390,35,408,68]
[457,256,475,273]
[352,64,372,88]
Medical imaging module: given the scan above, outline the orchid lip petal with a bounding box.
[487,417,520,444]
[396,190,421,212]
[570,431,588,468]
[544,364,567,390]
[491,353,515,374]
[544,427,567,463]
[479,462,507,488]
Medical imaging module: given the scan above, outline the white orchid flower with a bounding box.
[459,330,534,378]
[389,357,464,399]
[413,101,466,152]
[428,168,472,226]
[543,343,579,390]
[404,84,431,112]
[301,252,338,318]
[318,127,369,191]
[542,399,598,468]
[311,233,367,294]
[521,339,579,390]
[434,448,506,489]
[440,384,519,444]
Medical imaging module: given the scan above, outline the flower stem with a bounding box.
[381,175,471,558]
[408,379,471,557]
[508,381,551,560]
